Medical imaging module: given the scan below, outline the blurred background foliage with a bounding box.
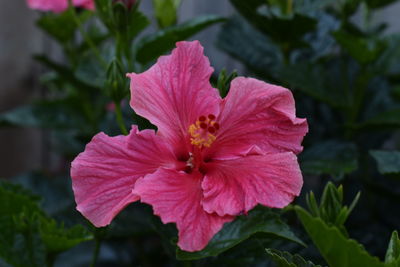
[1,0,400,266]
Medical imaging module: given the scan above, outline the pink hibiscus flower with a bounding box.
[71,41,308,252]
[27,0,94,13]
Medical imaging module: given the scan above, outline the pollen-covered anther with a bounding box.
[188,114,219,148]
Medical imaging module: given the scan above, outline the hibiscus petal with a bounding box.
[74,0,95,10]
[71,126,176,227]
[27,0,94,12]
[128,41,221,151]
[208,77,308,159]
[27,0,67,12]
[201,152,303,216]
[133,168,233,252]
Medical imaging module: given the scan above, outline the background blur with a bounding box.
[0,0,241,177]
[2,0,400,178]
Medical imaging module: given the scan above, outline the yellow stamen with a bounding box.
[188,115,218,148]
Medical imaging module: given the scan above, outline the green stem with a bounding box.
[115,101,128,135]
[90,238,101,267]
[69,1,107,69]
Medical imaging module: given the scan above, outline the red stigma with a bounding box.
[208,127,216,133]
[208,114,216,120]
[213,123,220,130]
[200,123,207,129]
[199,116,206,121]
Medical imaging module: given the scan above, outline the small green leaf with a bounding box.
[135,15,225,65]
[332,30,386,64]
[176,207,304,260]
[216,69,238,98]
[152,0,181,28]
[370,150,400,174]
[106,59,129,101]
[266,248,324,267]
[295,207,384,267]
[303,183,360,235]
[39,218,93,254]
[385,231,400,265]
[300,140,358,179]
[36,10,92,43]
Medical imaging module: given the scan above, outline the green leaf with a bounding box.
[35,55,98,92]
[230,0,317,44]
[0,182,46,266]
[105,59,129,101]
[358,109,400,129]
[370,150,400,174]
[39,218,93,254]
[300,140,358,179]
[135,15,225,65]
[216,69,238,98]
[217,16,283,79]
[366,0,398,9]
[127,9,151,41]
[36,9,92,43]
[266,248,323,267]
[276,62,349,109]
[0,100,88,130]
[295,207,384,267]
[333,30,386,64]
[0,105,40,127]
[113,3,150,41]
[0,182,43,217]
[304,182,360,236]
[341,0,363,16]
[152,0,181,28]
[176,207,304,260]
[0,181,92,266]
[385,231,400,265]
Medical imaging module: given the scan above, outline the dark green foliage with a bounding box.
[176,207,304,260]
[0,182,92,266]
[217,16,283,79]
[300,141,358,179]
[218,1,400,262]
[266,248,323,267]
[135,15,225,65]
[304,183,360,234]
[36,9,92,43]
[295,207,384,267]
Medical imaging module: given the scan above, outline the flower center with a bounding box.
[188,114,220,148]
